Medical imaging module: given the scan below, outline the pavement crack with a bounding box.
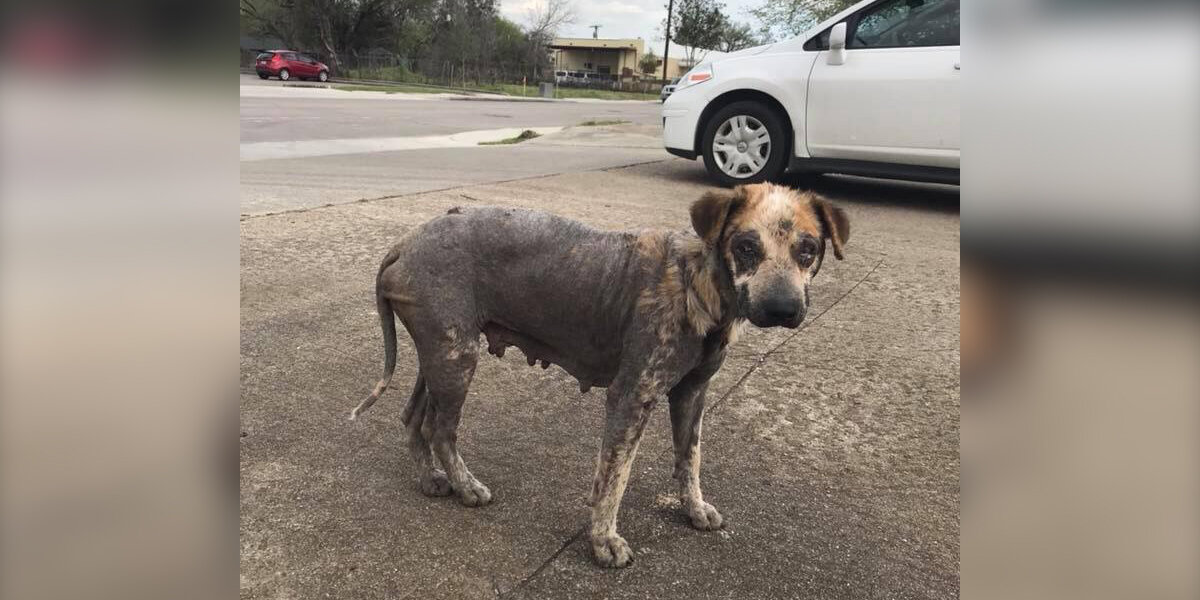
[498,526,586,598]
[240,158,671,220]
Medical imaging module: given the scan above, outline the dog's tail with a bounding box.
[350,248,403,420]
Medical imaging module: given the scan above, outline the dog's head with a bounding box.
[691,183,850,328]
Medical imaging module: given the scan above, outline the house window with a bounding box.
[584,62,592,69]
[598,65,610,74]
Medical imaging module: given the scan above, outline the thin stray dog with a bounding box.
[351,182,850,568]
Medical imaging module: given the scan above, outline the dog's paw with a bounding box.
[418,470,453,497]
[591,534,634,568]
[457,479,492,507]
[684,499,724,530]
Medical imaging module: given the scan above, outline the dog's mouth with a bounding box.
[748,311,805,329]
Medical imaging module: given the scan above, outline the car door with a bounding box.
[297,54,319,77]
[805,0,959,167]
[279,52,299,75]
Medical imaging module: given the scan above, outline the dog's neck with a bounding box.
[676,236,742,338]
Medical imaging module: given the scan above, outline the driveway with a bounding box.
[240,82,960,599]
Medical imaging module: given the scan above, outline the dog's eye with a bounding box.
[794,240,818,267]
[735,240,758,257]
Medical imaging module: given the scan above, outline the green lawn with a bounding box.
[332,83,466,95]
[333,75,659,102]
[473,83,657,101]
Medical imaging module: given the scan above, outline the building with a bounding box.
[548,37,645,82]
[547,37,728,83]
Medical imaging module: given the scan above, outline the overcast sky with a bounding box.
[499,0,767,46]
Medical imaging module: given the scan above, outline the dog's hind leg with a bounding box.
[417,326,492,507]
[401,371,452,497]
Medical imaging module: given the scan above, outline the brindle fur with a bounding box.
[351,183,850,568]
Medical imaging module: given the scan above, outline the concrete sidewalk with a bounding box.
[239,160,960,599]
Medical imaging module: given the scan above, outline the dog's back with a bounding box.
[384,207,660,359]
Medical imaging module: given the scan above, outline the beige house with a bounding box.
[650,55,697,80]
[547,37,718,83]
[548,37,646,81]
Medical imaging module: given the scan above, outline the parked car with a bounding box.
[662,0,959,186]
[255,50,330,83]
[660,78,681,103]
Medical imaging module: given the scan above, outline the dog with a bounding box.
[351,182,849,568]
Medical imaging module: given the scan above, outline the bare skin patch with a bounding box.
[353,199,848,569]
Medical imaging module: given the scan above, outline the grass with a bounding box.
[333,70,661,101]
[578,119,631,127]
[478,130,541,145]
[553,87,658,101]
[332,83,465,95]
[471,83,657,101]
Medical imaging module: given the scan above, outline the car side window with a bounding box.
[282,52,297,61]
[850,0,959,49]
[299,54,315,64]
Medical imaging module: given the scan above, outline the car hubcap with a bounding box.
[319,72,327,81]
[281,70,289,80]
[713,115,770,178]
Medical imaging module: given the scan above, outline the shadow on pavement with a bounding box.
[653,158,960,215]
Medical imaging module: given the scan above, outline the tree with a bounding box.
[523,0,575,75]
[716,17,759,52]
[750,0,856,39]
[524,0,575,44]
[664,0,726,67]
[638,50,660,75]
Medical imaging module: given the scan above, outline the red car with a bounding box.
[255,50,329,82]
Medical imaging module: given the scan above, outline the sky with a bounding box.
[499,0,767,47]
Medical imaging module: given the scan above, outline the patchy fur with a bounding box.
[351,184,850,568]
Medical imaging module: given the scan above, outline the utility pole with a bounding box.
[662,0,673,82]
[590,25,601,39]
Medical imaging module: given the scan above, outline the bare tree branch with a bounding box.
[526,0,576,42]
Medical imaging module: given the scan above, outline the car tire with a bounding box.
[318,70,329,83]
[279,68,290,81]
[258,73,269,80]
[701,100,789,187]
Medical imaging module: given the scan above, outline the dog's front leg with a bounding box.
[589,376,658,568]
[668,376,723,530]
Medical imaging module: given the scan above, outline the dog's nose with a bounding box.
[762,295,802,324]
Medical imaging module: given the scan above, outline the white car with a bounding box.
[660,78,680,103]
[662,0,959,186]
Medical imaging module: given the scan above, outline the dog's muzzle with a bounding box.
[751,294,806,329]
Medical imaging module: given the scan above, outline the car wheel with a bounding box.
[701,101,788,186]
[258,73,269,80]
[318,70,329,83]
[278,68,290,81]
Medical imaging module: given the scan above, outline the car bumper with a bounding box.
[662,98,702,158]
[255,66,277,76]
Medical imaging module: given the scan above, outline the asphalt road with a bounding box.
[240,77,661,143]
[240,74,667,214]
[240,79,961,599]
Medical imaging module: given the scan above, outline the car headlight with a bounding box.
[676,64,713,90]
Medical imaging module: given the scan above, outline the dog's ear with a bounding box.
[811,196,850,260]
[691,187,745,247]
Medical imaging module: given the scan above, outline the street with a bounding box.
[240,74,667,215]
[240,77,960,599]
